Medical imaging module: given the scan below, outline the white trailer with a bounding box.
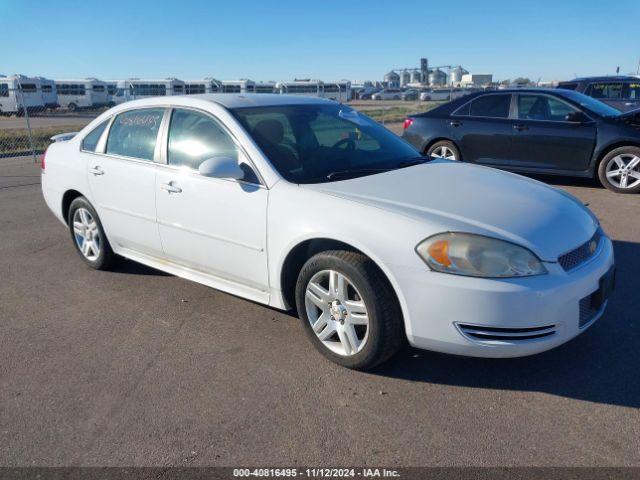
[54,78,110,111]
[184,78,222,95]
[0,74,45,116]
[114,78,186,103]
[275,80,324,97]
[324,81,352,102]
[220,79,255,93]
[36,76,59,109]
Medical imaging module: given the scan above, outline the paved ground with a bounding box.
[1,155,639,467]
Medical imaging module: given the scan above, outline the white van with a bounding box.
[55,78,110,111]
[0,74,45,116]
[36,77,59,110]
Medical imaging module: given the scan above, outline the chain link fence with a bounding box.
[1,83,443,161]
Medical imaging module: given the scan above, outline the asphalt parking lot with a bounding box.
[1,155,639,467]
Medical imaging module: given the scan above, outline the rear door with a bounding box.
[584,82,626,111]
[86,107,165,257]
[510,93,596,171]
[449,93,514,165]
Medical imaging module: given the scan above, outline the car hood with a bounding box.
[303,161,598,262]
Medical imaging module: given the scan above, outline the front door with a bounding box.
[87,107,166,256]
[155,108,269,294]
[510,93,596,171]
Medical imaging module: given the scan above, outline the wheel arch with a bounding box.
[61,189,85,225]
[421,137,461,157]
[594,141,640,176]
[277,237,407,325]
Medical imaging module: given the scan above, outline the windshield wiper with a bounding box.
[326,168,392,181]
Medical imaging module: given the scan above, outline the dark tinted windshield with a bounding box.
[558,90,622,117]
[232,104,421,183]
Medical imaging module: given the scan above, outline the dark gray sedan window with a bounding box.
[106,108,164,161]
[469,95,511,118]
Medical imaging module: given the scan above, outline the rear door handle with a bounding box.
[450,120,463,127]
[160,182,182,194]
[89,166,104,176]
[513,124,529,131]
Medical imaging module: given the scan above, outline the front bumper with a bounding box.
[398,236,615,358]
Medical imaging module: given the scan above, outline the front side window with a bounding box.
[0,83,8,97]
[585,83,623,99]
[106,108,164,161]
[232,104,421,184]
[167,109,240,170]
[518,95,578,121]
[92,85,105,92]
[469,94,511,118]
[81,119,110,152]
[20,83,37,93]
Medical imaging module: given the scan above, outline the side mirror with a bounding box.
[198,156,244,180]
[565,111,589,123]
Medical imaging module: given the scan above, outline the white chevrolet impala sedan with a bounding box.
[41,94,615,369]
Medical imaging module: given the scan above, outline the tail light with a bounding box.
[403,118,414,130]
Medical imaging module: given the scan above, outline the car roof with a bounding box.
[188,93,336,109]
[561,76,640,83]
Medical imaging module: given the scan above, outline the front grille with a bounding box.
[558,229,603,272]
[457,323,556,342]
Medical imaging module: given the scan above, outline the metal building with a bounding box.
[428,69,447,86]
[383,71,400,88]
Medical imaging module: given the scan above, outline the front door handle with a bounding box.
[160,182,182,194]
[450,120,463,127]
[89,166,104,176]
[513,124,529,131]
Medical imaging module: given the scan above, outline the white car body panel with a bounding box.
[41,94,614,359]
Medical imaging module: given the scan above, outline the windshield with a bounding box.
[559,90,622,117]
[231,104,422,183]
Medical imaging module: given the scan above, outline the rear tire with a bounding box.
[426,140,461,161]
[67,103,77,112]
[295,250,404,370]
[68,197,116,270]
[597,146,640,194]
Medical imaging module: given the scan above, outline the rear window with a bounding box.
[585,83,623,99]
[469,94,511,118]
[81,120,110,152]
[106,108,164,161]
[623,82,640,100]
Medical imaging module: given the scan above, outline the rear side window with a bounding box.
[106,108,164,161]
[585,83,623,99]
[81,120,110,152]
[469,94,511,118]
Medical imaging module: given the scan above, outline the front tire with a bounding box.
[597,147,640,194]
[426,140,461,161]
[68,197,116,270]
[295,250,404,370]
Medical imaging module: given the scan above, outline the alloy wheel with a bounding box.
[73,208,101,261]
[304,270,370,356]
[430,146,457,160]
[605,154,640,190]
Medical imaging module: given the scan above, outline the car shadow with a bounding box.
[112,258,171,276]
[371,239,640,409]
[522,173,602,189]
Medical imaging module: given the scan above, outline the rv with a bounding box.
[0,74,45,116]
[54,78,110,111]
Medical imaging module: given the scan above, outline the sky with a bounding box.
[1,0,639,83]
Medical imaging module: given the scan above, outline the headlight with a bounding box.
[416,233,547,278]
